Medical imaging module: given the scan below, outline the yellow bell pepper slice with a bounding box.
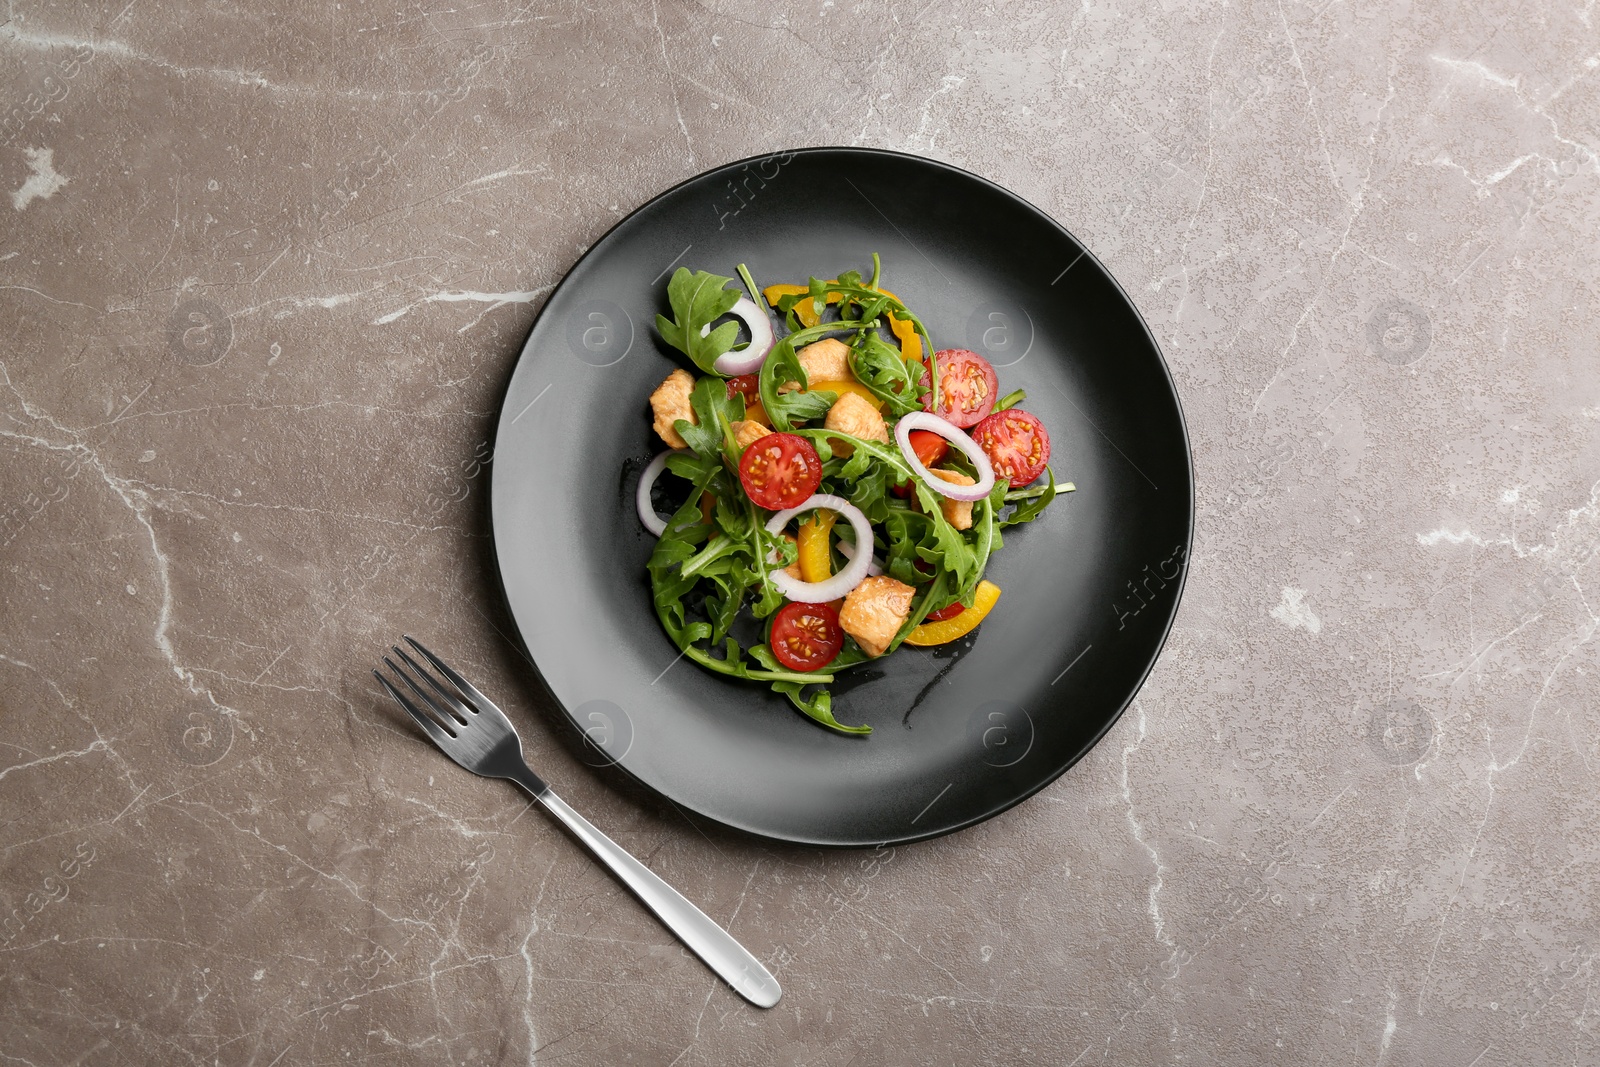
[888,310,922,364]
[904,580,1002,646]
[797,510,836,583]
[764,281,922,363]
[808,379,883,410]
[742,398,771,426]
[763,283,813,321]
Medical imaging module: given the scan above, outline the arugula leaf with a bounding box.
[749,520,790,618]
[881,509,935,585]
[793,427,915,481]
[749,644,872,735]
[1001,466,1059,527]
[679,534,740,580]
[773,291,808,332]
[774,684,872,735]
[712,489,749,539]
[735,263,761,304]
[674,375,745,461]
[836,442,876,481]
[654,268,742,373]
[845,461,891,523]
[675,639,824,686]
[806,276,828,322]
[743,644,783,672]
[646,466,720,632]
[664,451,716,482]
[913,481,979,589]
[886,569,954,654]
[848,332,922,416]
[957,479,1008,603]
[822,426,893,521]
[756,324,849,431]
[704,576,747,643]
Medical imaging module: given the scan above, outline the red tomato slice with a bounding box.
[770,600,844,671]
[738,432,821,510]
[726,374,761,402]
[891,429,951,498]
[971,408,1052,486]
[924,602,965,622]
[921,349,999,428]
[909,428,950,468]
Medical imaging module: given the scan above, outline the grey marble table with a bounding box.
[3,1,1598,1064]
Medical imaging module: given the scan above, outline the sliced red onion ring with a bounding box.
[763,494,874,603]
[893,411,995,502]
[636,449,688,537]
[703,296,775,376]
[833,537,884,577]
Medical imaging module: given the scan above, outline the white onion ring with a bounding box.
[702,296,775,376]
[893,411,995,502]
[763,494,874,603]
[636,449,688,537]
[833,537,884,577]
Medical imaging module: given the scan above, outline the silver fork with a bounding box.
[375,636,781,1009]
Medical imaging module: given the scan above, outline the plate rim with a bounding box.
[488,145,1196,848]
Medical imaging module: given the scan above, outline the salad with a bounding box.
[636,255,1070,735]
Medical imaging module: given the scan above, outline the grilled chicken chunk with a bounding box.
[928,468,976,530]
[649,368,696,449]
[839,575,915,657]
[779,338,855,392]
[823,391,888,458]
[731,419,770,453]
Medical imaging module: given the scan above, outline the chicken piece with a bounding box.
[798,337,853,383]
[731,419,770,453]
[649,368,697,449]
[839,575,916,657]
[779,337,855,392]
[928,468,975,530]
[822,391,889,458]
[780,533,802,581]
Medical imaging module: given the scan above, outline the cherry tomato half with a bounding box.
[726,374,761,402]
[769,600,844,672]
[737,432,821,510]
[924,601,966,622]
[921,349,999,428]
[971,408,1052,486]
[891,429,952,498]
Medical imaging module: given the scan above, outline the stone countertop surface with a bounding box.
[3,1,1598,1064]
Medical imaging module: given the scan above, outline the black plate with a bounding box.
[490,148,1192,847]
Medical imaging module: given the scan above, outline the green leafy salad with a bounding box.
[634,255,1070,735]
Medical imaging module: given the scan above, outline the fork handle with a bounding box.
[511,776,781,1008]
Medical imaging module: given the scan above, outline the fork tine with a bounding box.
[392,645,476,723]
[385,654,468,728]
[404,636,504,719]
[374,669,457,746]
